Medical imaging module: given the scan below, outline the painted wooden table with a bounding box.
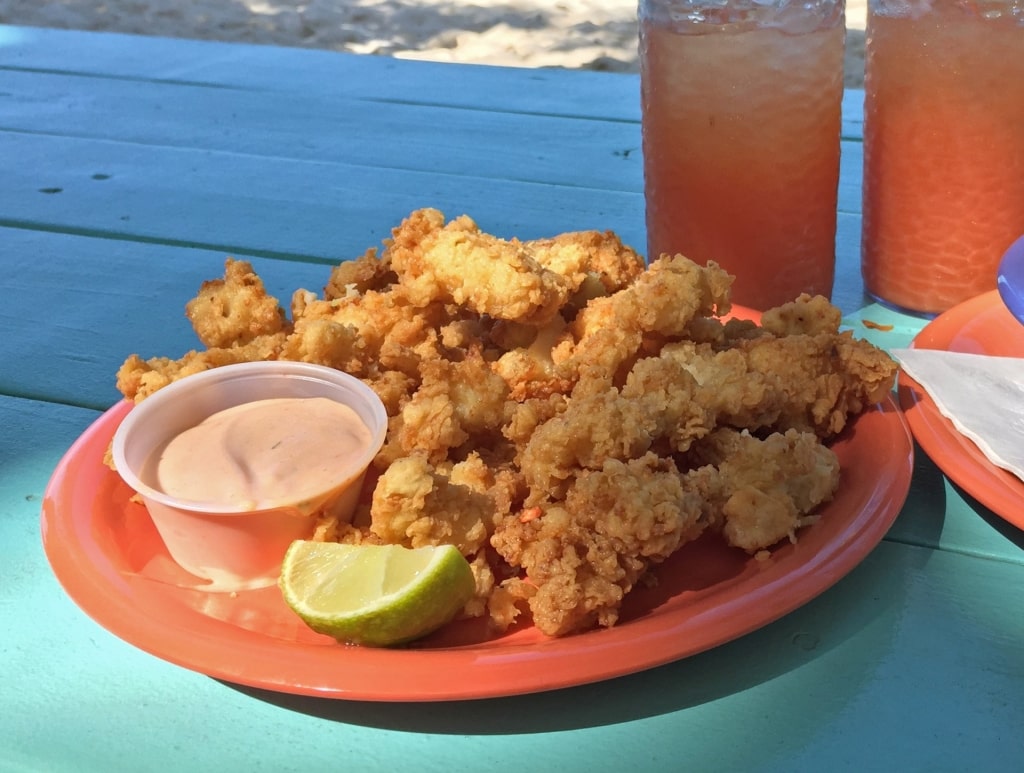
[2,25,1022,773]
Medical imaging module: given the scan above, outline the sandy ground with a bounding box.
[0,1,867,86]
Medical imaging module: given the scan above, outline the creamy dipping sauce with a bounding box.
[147,397,374,511]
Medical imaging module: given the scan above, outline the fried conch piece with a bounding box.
[491,254,733,401]
[759,292,843,336]
[115,334,288,402]
[684,428,841,553]
[323,247,395,299]
[662,294,898,439]
[385,208,644,327]
[494,426,840,636]
[524,228,646,307]
[386,208,566,324]
[491,453,707,637]
[115,258,292,401]
[383,348,510,465]
[185,258,289,348]
[516,356,712,504]
[556,254,734,385]
[370,455,494,556]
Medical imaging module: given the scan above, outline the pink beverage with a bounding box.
[639,1,845,311]
[861,1,1024,315]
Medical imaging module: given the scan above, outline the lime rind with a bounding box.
[279,542,475,647]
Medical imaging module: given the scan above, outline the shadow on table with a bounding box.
[899,438,1024,554]
[227,478,943,737]
[951,481,1024,553]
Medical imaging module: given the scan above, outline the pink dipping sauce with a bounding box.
[146,397,374,512]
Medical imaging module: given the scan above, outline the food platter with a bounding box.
[898,290,1024,529]
[42,389,913,702]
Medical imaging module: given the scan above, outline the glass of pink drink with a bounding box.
[639,0,846,311]
[861,0,1024,315]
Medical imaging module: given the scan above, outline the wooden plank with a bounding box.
[0,25,643,121]
[834,211,869,312]
[0,70,645,195]
[0,26,866,136]
[838,138,864,214]
[842,89,865,138]
[0,129,864,261]
[0,69,863,208]
[0,130,649,261]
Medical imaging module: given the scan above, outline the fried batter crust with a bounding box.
[116,209,897,637]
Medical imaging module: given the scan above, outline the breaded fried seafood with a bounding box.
[116,208,897,638]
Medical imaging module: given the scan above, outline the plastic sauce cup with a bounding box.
[111,361,388,591]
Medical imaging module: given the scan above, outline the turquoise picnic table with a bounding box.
[2,24,1022,773]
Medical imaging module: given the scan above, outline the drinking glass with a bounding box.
[861,0,1024,315]
[639,0,846,311]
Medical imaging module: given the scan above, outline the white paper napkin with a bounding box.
[892,349,1024,481]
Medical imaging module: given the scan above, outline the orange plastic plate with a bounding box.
[42,306,914,701]
[899,290,1024,529]
[42,397,914,701]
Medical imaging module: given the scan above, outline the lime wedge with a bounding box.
[279,541,475,647]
